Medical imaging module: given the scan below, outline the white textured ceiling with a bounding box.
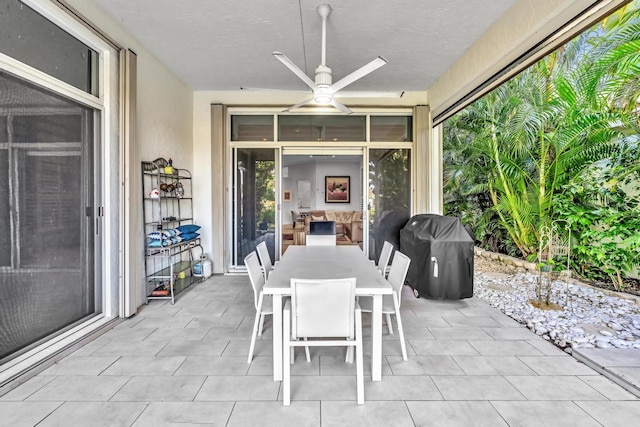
[91,0,517,93]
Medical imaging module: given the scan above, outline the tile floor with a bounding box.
[1,274,639,426]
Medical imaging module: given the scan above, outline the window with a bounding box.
[278,115,366,141]
[0,0,99,95]
[370,116,412,142]
[231,115,274,141]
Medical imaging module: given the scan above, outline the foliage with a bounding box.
[255,160,275,226]
[555,144,640,290]
[443,3,640,277]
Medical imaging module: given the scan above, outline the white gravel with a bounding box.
[474,271,640,353]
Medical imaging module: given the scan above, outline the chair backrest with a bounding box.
[305,234,336,246]
[290,277,356,339]
[256,241,273,280]
[244,251,265,310]
[377,241,394,275]
[386,251,411,306]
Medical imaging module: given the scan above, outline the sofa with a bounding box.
[282,210,364,253]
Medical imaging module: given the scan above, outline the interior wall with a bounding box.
[64,0,194,308]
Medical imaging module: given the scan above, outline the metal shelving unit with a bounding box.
[142,159,203,304]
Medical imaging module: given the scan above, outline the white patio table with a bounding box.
[263,245,392,382]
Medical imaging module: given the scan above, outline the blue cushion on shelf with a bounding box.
[147,229,181,240]
[147,239,162,248]
[177,224,201,234]
[181,232,200,241]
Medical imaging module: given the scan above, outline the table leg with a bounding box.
[272,294,283,381]
[371,294,382,381]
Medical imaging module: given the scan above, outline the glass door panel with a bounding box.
[368,149,411,261]
[232,148,276,267]
[0,72,98,362]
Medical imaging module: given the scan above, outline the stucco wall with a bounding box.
[64,0,194,308]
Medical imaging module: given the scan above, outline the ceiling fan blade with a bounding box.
[240,87,310,94]
[329,56,388,93]
[283,97,315,113]
[273,52,318,91]
[334,91,404,98]
[330,98,353,115]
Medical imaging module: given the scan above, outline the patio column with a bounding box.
[211,104,226,273]
[414,105,442,214]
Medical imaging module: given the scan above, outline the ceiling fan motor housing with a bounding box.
[314,65,332,86]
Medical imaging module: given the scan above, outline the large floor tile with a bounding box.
[432,375,526,400]
[407,401,508,427]
[174,355,250,375]
[39,356,120,376]
[429,327,493,340]
[133,402,234,426]
[491,401,600,427]
[0,402,62,427]
[481,326,537,340]
[506,376,607,400]
[442,315,502,328]
[277,376,358,402]
[365,376,443,401]
[519,355,598,376]
[0,376,56,401]
[38,402,147,427]
[575,401,640,426]
[409,340,479,356]
[101,356,185,376]
[156,339,229,356]
[468,340,544,356]
[386,355,464,376]
[195,375,280,401]
[452,355,537,376]
[110,376,206,402]
[577,375,639,401]
[322,401,414,427]
[26,376,131,401]
[227,401,320,427]
[143,327,211,341]
[91,340,168,356]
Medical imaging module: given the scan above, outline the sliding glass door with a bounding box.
[368,148,411,261]
[232,148,276,267]
[0,71,99,362]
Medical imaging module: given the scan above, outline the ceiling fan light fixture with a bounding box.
[313,85,333,105]
[313,93,333,105]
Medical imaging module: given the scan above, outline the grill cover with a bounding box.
[400,214,474,299]
[373,210,410,261]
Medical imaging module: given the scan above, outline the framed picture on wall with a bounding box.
[325,176,350,203]
[283,190,292,201]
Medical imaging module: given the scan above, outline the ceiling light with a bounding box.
[313,93,333,105]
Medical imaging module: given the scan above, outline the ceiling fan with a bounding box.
[245,4,388,114]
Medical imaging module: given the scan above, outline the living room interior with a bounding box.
[281,153,364,252]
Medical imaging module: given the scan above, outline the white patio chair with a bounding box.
[372,240,394,276]
[246,252,273,363]
[360,251,411,361]
[256,241,274,281]
[283,277,364,405]
[305,234,336,246]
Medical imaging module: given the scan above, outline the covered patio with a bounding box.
[1,274,637,426]
[2,1,639,420]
